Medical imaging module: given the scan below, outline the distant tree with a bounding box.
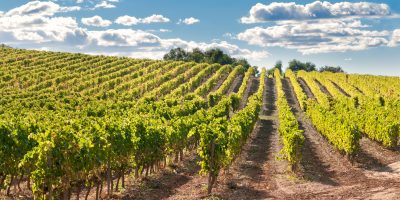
[234,58,251,70]
[163,48,251,69]
[163,48,188,61]
[204,49,234,65]
[188,48,205,63]
[0,44,11,49]
[274,60,283,73]
[288,59,316,72]
[319,66,344,73]
[267,60,283,75]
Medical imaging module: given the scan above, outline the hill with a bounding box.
[0,47,399,199]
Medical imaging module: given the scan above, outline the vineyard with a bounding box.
[0,47,400,199]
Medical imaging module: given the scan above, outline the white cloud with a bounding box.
[0,1,268,62]
[94,1,116,9]
[5,1,80,17]
[5,1,60,17]
[178,17,200,25]
[389,29,400,47]
[115,15,170,26]
[223,33,235,39]
[0,1,87,44]
[344,58,352,61]
[82,16,112,27]
[159,29,171,33]
[241,1,391,23]
[141,14,170,24]
[237,19,390,54]
[89,29,160,46]
[157,39,269,60]
[59,6,81,12]
[115,15,139,26]
[77,0,119,3]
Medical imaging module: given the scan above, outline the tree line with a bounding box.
[268,59,344,75]
[163,48,251,69]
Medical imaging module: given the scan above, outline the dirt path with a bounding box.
[297,78,315,100]
[280,78,400,199]
[208,77,286,200]
[352,85,365,95]
[210,72,229,93]
[226,74,243,95]
[314,79,332,97]
[119,152,200,200]
[329,80,350,97]
[165,76,259,200]
[239,77,258,109]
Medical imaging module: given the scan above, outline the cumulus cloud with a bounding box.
[0,1,87,44]
[115,15,170,26]
[81,15,112,27]
[0,1,267,63]
[5,1,80,17]
[178,17,200,25]
[241,1,391,23]
[115,15,139,26]
[94,1,116,9]
[77,0,118,3]
[89,29,160,46]
[389,29,400,47]
[237,19,390,54]
[85,30,268,60]
[141,14,170,24]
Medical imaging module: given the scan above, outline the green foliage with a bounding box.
[285,69,307,110]
[306,100,361,155]
[319,66,344,73]
[288,59,317,72]
[296,71,361,155]
[163,48,251,69]
[237,67,256,99]
[274,69,304,168]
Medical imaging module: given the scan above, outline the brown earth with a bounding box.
[226,75,243,95]
[329,80,351,97]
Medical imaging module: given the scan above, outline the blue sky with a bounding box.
[0,0,400,75]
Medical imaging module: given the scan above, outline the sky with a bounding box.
[0,0,400,76]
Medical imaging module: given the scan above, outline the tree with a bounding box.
[288,59,316,72]
[267,60,283,75]
[274,60,283,73]
[234,58,251,70]
[188,48,205,63]
[163,48,188,61]
[319,66,344,73]
[163,48,251,69]
[204,49,233,65]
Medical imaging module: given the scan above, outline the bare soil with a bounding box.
[239,77,258,109]
[297,77,315,100]
[226,75,243,95]
[314,79,332,97]
[210,72,229,94]
[329,80,350,97]
[352,85,365,95]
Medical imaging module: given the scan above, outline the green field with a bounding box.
[1,47,399,199]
